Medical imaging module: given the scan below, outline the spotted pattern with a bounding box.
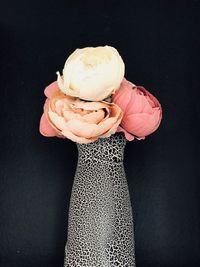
[64,133,136,267]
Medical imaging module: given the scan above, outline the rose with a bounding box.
[39,81,123,144]
[56,45,125,101]
[112,78,162,141]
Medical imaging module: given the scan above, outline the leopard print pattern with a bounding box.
[64,132,136,267]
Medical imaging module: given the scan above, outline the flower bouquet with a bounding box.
[39,45,162,267]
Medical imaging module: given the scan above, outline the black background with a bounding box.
[0,1,200,267]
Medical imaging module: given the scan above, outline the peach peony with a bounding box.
[39,81,123,144]
[112,78,162,141]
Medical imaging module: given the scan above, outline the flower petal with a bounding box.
[39,113,58,137]
[62,128,98,144]
[44,81,59,98]
[112,79,133,113]
[63,119,102,138]
[56,72,67,95]
[100,106,123,137]
[123,112,161,137]
[42,83,124,143]
[82,109,105,124]
[73,100,109,110]
[48,110,66,130]
[63,110,84,121]
[116,125,135,141]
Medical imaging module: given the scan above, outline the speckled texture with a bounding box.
[64,132,136,267]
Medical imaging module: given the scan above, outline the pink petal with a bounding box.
[39,113,58,137]
[122,112,161,137]
[44,81,59,98]
[112,79,133,113]
[116,125,135,141]
[137,86,162,109]
[43,98,49,111]
[126,88,152,114]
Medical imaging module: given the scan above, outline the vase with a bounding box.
[63,132,136,267]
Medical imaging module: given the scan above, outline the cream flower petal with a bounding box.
[56,46,125,101]
[56,72,67,95]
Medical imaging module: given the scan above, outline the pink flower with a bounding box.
[111,78,162,141]
[39,81,123,144]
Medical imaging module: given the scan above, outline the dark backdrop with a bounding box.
[0,1,199,267]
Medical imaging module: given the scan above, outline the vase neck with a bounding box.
[76,133,127,163]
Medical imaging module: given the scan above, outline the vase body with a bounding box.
[64,132,136,267]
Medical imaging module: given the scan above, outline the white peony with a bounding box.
[56,45,125,101]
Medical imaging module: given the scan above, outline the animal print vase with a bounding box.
[64,132,136,267]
